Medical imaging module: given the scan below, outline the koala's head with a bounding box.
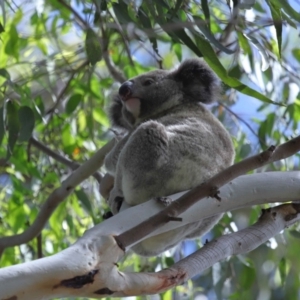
[109,59,221,129]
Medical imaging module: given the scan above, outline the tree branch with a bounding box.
[116,135,300,249]
[153,203,300,293]
[1,200,300,299]
[29,137,102,184]
[0,139,115,251]
[85,171,300,243]
[99,16,127,83]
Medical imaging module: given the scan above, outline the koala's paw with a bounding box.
[155,196,172,206]
[108,189,124,214]
[103,211,113,219]
[99,173,114,200]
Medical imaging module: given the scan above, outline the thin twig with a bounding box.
[56,0,88,30]
[98,13,126,83]
[29,137,103,184]
[46,60,89,115]
[218,101,266,146]
[106,9,134,66]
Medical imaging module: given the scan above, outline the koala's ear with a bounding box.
[171,59,221,104]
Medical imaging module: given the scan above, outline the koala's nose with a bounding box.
[119,81,133,99]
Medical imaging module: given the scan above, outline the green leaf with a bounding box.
[271,0,300,22]
[281,10,297,29]
[65,94,82,114]
[170,0,185,19]
[164,256,174,267]
[18,106,35,142]
[292,49,300,62]
[172,26,203,57]
[113,2,133,24]
[85,28,102,66]
[153,0,169,9]
[244,34,270,71]
[4,25,19,60]
[92,107,109,127]
[0,21,4,34]
[138,9,159,57]
[266,0,282,58]
[100,0,107,11]
[0,106,4,146]
[240,265,256,290]
[201,0,210,28]
[289,230,300,239]
[75,189,94,217]
[6,101,20,158]
[237,31,251,55]
[239,143,251,158]
[278,257,286,285]
[0,68,10,79]
[172,43,182,61]
[193,16,235,54]
[194,34,280,105]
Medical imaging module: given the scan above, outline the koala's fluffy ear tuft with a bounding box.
[172,58,221,104]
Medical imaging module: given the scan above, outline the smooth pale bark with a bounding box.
[0,171,299,299]
[87,171,300,244]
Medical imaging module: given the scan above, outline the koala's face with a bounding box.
[109,59,220,128]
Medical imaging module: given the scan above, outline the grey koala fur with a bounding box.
[104,59,235,256]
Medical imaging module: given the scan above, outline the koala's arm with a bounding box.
[99,173,114,200]
[104,134,131,175]
[112,120,170,208]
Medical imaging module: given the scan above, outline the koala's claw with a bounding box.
[114,196,124,213]
[156,196,172,206]
[103,211,113,219]
[108,191,124,215]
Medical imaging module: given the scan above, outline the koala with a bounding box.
[104,59,235,256]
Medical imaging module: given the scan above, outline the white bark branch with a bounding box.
[158,203,300,286]
[86,171,300,246]
[0,171,300,299]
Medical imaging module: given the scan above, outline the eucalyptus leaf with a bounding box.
[0,68,10,79]
[266,0,282,58]
[193,16,235,54]
[244,34,270,71]
[6,101,20,158]
[194,34,279,105]
[0,106,4,146]
[271,0,300,22]
[18,106,35,142]
[85,28,102,66]
[75,189,94,217]
[65,94,82,114]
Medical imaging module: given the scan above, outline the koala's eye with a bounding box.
[143,79,155,86]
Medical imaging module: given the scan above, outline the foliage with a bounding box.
[0,0,300,299]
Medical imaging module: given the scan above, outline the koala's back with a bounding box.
[119,102,234,206]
